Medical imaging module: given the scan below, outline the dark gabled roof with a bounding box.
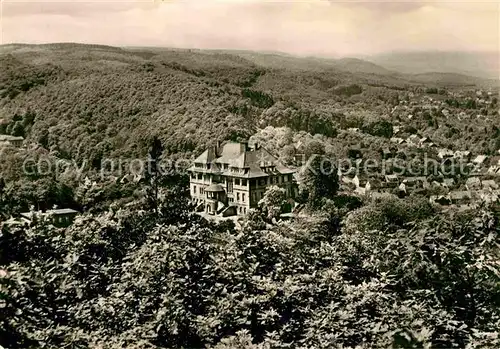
[190,142,296,178]
[205,184,225,192]
[215,143,245,164]
[193,147,217,164]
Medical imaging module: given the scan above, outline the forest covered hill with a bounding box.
[0,43,497,164]
[368,51,499,80]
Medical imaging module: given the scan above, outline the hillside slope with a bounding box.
[0,43,497,164]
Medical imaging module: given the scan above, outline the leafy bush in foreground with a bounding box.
[1,195,498,348]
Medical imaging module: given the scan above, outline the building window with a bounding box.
[200,187,205,195]
[243,208,247,214]
[237,192,240,201]
[235,179,240,185]
[193,186,197,194]
[197,174,202,180]
[242,179,247,186]
[242,193,246,202]
[252,192,256,202]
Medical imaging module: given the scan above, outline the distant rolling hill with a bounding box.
[211,50,394,76]
[407,72,498,88]
[213,49,496,86]
[367,51,499,80]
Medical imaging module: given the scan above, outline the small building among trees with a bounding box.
[0,135,23,148]
[20,208,79,227]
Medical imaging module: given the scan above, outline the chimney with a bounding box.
[240,141,249,152]
[215,140,222,155]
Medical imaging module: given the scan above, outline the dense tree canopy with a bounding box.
[1,190,499,348]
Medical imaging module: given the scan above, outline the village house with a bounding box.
[465,177,482,191]
[406,134,420,146]
[384,174,399,188]
[20,208,79,227]
[0,135,24,148]
[347,127,360,133]
[188,142,297,216]
[442,178,456,189]
[390,137,405,145]
[438,148,454,160]
[418,137,435,148]
[487,165,500,175]
[381,147,396,159]
[398,182,407,196]
[352,175,371,196]
[449,191,472,205]
[402,176,428,190]
[472,155,488,166]
[454,151,472,162]
[430,195,451,206]
[481,179,499,191]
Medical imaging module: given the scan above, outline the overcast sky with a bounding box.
[1,0,498,57]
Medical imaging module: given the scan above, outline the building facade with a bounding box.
[0,135,24,148]
[188,142,297,216]
[20,208,79,227]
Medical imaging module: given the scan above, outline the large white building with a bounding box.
[188,142,297,216]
